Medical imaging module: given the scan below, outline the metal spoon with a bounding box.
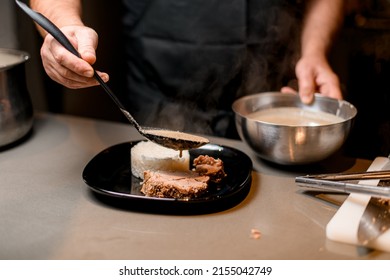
[15,0,209,151]
[357,196,390,245]
[295,176,390,197]
[300,169,390,181]
[357,157,390,245]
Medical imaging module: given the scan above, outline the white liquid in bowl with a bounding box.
[246,107,344,126]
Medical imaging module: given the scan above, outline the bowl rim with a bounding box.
[232,91,357,128]
[0,48,30,70]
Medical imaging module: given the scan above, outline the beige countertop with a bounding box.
[1,112,388,260]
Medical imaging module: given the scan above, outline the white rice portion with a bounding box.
[131,141,190,179]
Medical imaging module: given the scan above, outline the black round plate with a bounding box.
[83,142,252,214]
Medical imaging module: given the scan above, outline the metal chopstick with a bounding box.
[302,169,390,181]
[295,176,390,197]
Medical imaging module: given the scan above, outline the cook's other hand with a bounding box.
[40,25,109,89]
[281,54,342,104]
[281,0,344,104]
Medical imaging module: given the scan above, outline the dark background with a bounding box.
[4,0,390,160]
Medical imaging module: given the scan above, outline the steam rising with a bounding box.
[123,1,303,138]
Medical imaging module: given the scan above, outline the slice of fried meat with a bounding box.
[193,155,227,183]
[141,170,209,199]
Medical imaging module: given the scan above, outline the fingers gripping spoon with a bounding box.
[15,0,209,152]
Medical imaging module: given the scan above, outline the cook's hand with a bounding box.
[281,55,342,104]
[40,25,109,89]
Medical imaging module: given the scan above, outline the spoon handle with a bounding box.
[15,0,141,130]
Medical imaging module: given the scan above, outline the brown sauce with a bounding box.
[143,129,209,143]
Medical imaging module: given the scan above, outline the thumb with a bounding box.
[297,68,316,104]
[299,80,315,104]
[76,29,98,65]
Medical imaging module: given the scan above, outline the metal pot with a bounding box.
[0,48,33,148]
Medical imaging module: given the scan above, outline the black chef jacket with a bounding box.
[120,0,302,138]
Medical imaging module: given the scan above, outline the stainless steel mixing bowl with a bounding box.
[0,48,33,148]
[232,92,357,165]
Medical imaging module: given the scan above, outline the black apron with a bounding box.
[120,0,301,138]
